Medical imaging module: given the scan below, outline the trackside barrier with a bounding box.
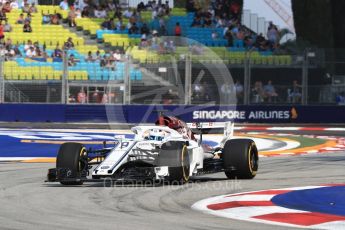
[0,104,345,123]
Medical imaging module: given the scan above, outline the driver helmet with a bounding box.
[148,129,166,141]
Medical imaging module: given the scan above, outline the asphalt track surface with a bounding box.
[0,151,344,230]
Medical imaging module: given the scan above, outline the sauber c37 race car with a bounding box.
[47,116,259,185]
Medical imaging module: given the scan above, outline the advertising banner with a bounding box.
[0,104,344,124]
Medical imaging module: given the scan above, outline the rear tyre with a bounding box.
[158,141,190,184]
[222,139,258,179]
[56,142,87,185]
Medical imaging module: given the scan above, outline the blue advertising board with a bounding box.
[0,104,344,123]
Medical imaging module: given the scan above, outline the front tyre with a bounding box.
[56,142,88,185]
[222,139,258,179]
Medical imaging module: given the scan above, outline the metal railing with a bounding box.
[0,48,344,106]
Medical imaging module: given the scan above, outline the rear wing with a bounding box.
[187,122,234,147]
[187,122,234,136]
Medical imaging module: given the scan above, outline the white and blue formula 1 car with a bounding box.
[47,116,258,185]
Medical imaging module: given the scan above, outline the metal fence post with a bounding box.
[243,51,251,105]
[184,54,192,105]
[61,49,68,104]
[0,57,4,103]
[124,55,131,104]
[302,49,309,105]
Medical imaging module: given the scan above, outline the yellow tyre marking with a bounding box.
[79,147,87,171]
[181,145,189,182]
[248,142,257,176]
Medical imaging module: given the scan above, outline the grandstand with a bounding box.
[0,0,330,105]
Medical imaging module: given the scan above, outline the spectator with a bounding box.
[288,80,302,103]
[77,89,86,103]
[12,45,21,56]
[123,8,132,18]
[22,2,30,13]
[35,47,43,57]
[4,38,12,49]
[267,22,279,46]
[10,0,19,9]
[50,14,59,25]
[86,51,94,62]
[114,8,122,19]
[94,6,107,18]
[24,40,33,52]
[64,37,74,49]
[102,92,109,104]
[174,22,181,36]
[216,16,224,28]
[107,1,116,11]
[252,81,265,103]
[25,13,32,23]
[68,54,76,66]
[186,0,196,12]
[23,20,32,32]
[203,16,212,27]
[151,7,158,19]
[3,2,12,13]
[16,13,24,24]
[81,6,90,17]
[129,22,139,34]
[264,80,278,103]
[224,26,233,47]
[137,1,145,11]
[3,20,11,32]
[166,40,175,53]
[52,45,63,58]
[75,7,81,18]
[0,45,8,58]
[130,10,139,24]
[191,16,202,27]
[158,24,167,36]
[211,30,218,39]
[163,89,178,105]
[235,80,244,102]
[116,18,123,30]
[113,49,121,62]
[0,9,7,22]
[230,1,241,20]
[192,82,205,102]
[101,18,113,30]
[105,58,115,70]
[42,14,50,24]
[29,3,37,13]
[59,0,69,11]
[68,94,76,103]
[336,92,345,105]
[221,81,234,104]
[90,90,100,103]
[25,46,36,58]
[234,28,245,48]
[140,23,150,35]
[68,6,77,27]
[20,0,29,9]
[95,50,101,60]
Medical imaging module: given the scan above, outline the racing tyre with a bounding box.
[222,139,258,179]
[56,142,88,185]
[158,141,190,184]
